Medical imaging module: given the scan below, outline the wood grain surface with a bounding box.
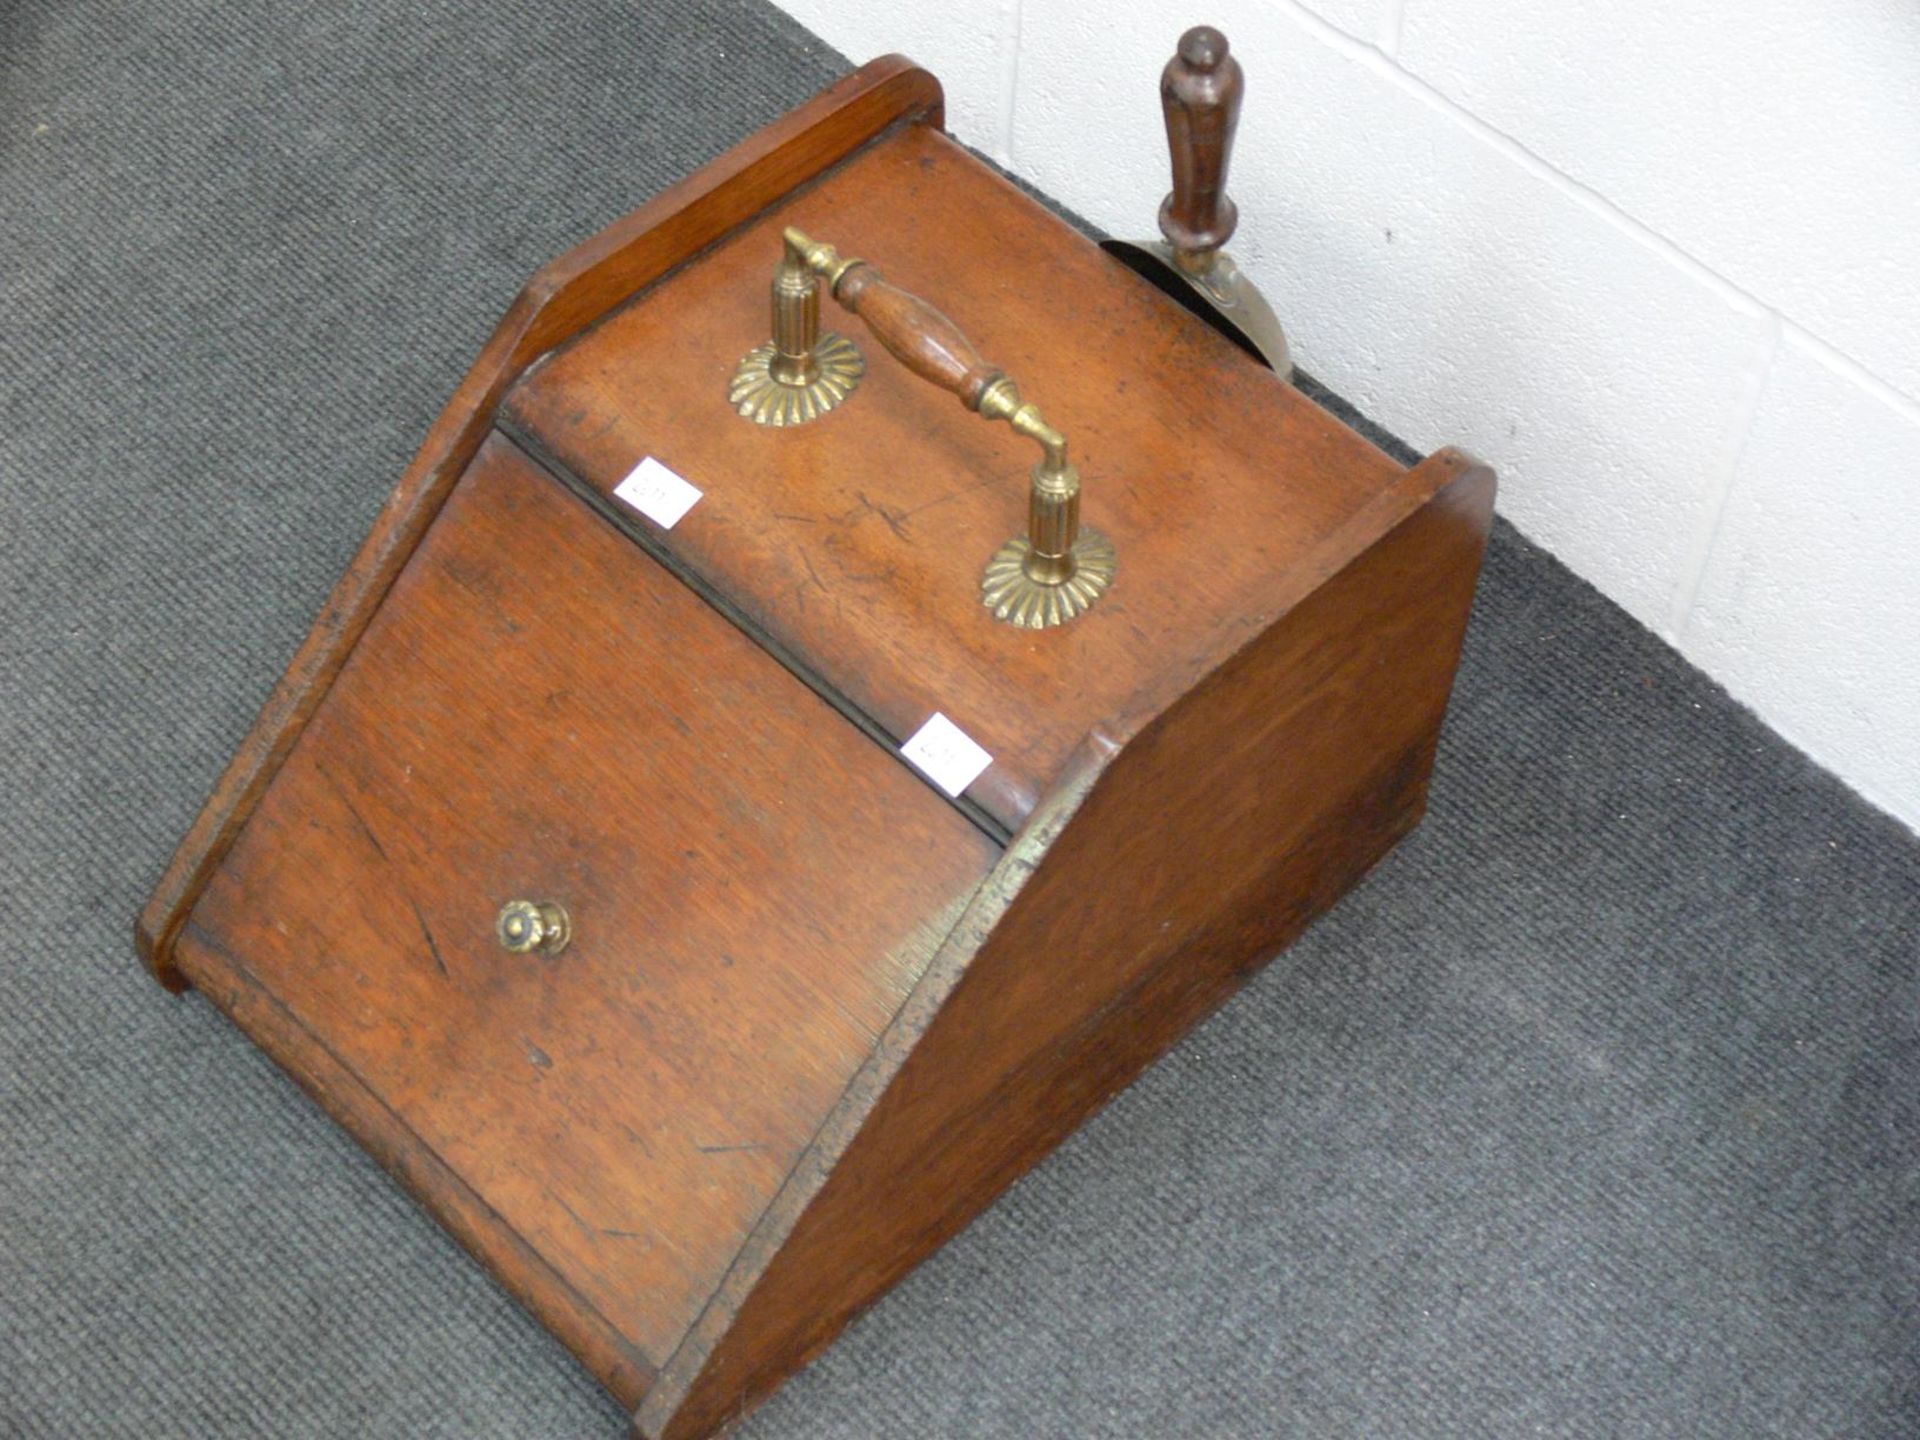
[144,55,1498,1440]
[177,433,997,1394]
[138,56,945,990]
[504,123,1409,833]
[636,452,1495,1440]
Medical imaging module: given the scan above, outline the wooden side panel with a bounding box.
[638,452,1496,1440]
[138,56,945,988]
[180,434,998,1388]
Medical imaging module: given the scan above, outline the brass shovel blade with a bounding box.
[1102,239,1292,379]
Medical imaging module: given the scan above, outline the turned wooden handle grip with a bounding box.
[819,257,1002,411]
[782,226,1070,471]
[1158,25,1243,260]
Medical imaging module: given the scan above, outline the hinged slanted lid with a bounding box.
[503,124,1416,834]
[179,433,998,1386]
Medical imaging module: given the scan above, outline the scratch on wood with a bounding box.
[318,762,390,867]
[554,1193,595,1239]
[900,468,1011,521]
[408,896,449,979]
[786,550,831,614]
[440,554,523,634]
[696,1141,766,1155]
[848,489,909,540]
[618,1122,657,1158]
[319,764,447,980]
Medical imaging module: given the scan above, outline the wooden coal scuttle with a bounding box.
[139,41,1493,1440]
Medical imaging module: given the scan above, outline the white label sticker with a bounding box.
[900,712,993,798]
[613,455,703,530]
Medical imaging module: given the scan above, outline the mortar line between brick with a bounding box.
[1259,0,1920,424]
[1666,313,1783,644]
[1376,0,1407,58]
[994,0,1022,168]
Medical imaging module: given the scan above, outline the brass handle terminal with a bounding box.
[728,241,867,426]
[729,226,1115,629]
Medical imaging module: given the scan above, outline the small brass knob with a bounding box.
[496,899,570,956]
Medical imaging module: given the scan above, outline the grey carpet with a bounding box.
[3,1,1916,1435]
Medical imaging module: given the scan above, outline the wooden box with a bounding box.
[138,58,1494,1439]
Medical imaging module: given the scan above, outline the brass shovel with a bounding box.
[1102,26,1293,378]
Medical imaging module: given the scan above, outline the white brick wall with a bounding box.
[770,0,1920,835]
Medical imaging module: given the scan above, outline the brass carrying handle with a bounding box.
[782,228,1069,476]
[769,227,1114,627]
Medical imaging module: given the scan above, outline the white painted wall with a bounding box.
[769,0,1920,835]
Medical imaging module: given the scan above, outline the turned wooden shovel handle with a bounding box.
[1158,25,1243,264]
